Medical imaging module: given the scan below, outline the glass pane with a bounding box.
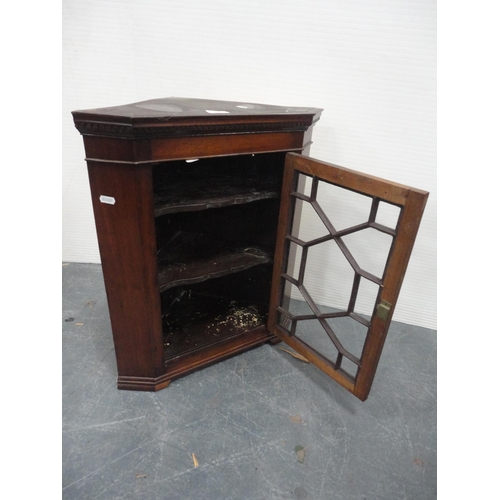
[278,311,292,332]
[296,172,313,198]
[354,277,380,318]
[376,200,401,230]
[290,294,316,318]
[301,239,355,314]
[283,286,316,318]
[324,316,368,361]
[315,179,372,231]
[292,198,330,242]
[294,317,340,367]
[340,356,359,379]
[341,228,393,280]
[285,240,303,281]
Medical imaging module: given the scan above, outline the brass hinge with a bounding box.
[376,300,392,322]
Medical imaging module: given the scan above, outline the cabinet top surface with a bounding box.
[72,97,322,140]
[72,97,322,122]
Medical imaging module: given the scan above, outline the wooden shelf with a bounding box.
[163,325,273,382]
[154,176,279,217]
[152,153,286,217]
[157,232,272,292]
[163,294,268,361]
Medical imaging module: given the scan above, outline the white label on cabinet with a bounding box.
[205,109,230,114]
[99,195,116,205]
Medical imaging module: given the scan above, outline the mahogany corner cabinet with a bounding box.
[72,97,428,401]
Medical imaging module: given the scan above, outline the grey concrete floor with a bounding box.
[62,263,436,499]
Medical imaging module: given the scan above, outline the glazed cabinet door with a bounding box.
[268,153,428,401]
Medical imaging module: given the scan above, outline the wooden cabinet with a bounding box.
[73,97,427,400]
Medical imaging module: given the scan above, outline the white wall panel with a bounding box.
[62,0,436,329]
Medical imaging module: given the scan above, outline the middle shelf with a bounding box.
[157,231,272,292]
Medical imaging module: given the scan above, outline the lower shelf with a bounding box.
[109,262,277,391]
[163,296,268,361]
[164,325,274,382]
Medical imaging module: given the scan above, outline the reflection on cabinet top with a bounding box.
[72,97,323,140]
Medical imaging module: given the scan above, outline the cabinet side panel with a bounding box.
[87,161,164,378]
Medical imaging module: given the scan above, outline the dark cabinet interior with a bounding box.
[152,153,286,365]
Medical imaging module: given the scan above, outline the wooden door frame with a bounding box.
[268,153,429,401]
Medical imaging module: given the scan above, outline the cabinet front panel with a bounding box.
[151,132,306,161]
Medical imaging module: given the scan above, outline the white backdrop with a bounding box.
[62,0,436,329]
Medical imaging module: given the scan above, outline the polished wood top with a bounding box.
[72,97,322,139]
